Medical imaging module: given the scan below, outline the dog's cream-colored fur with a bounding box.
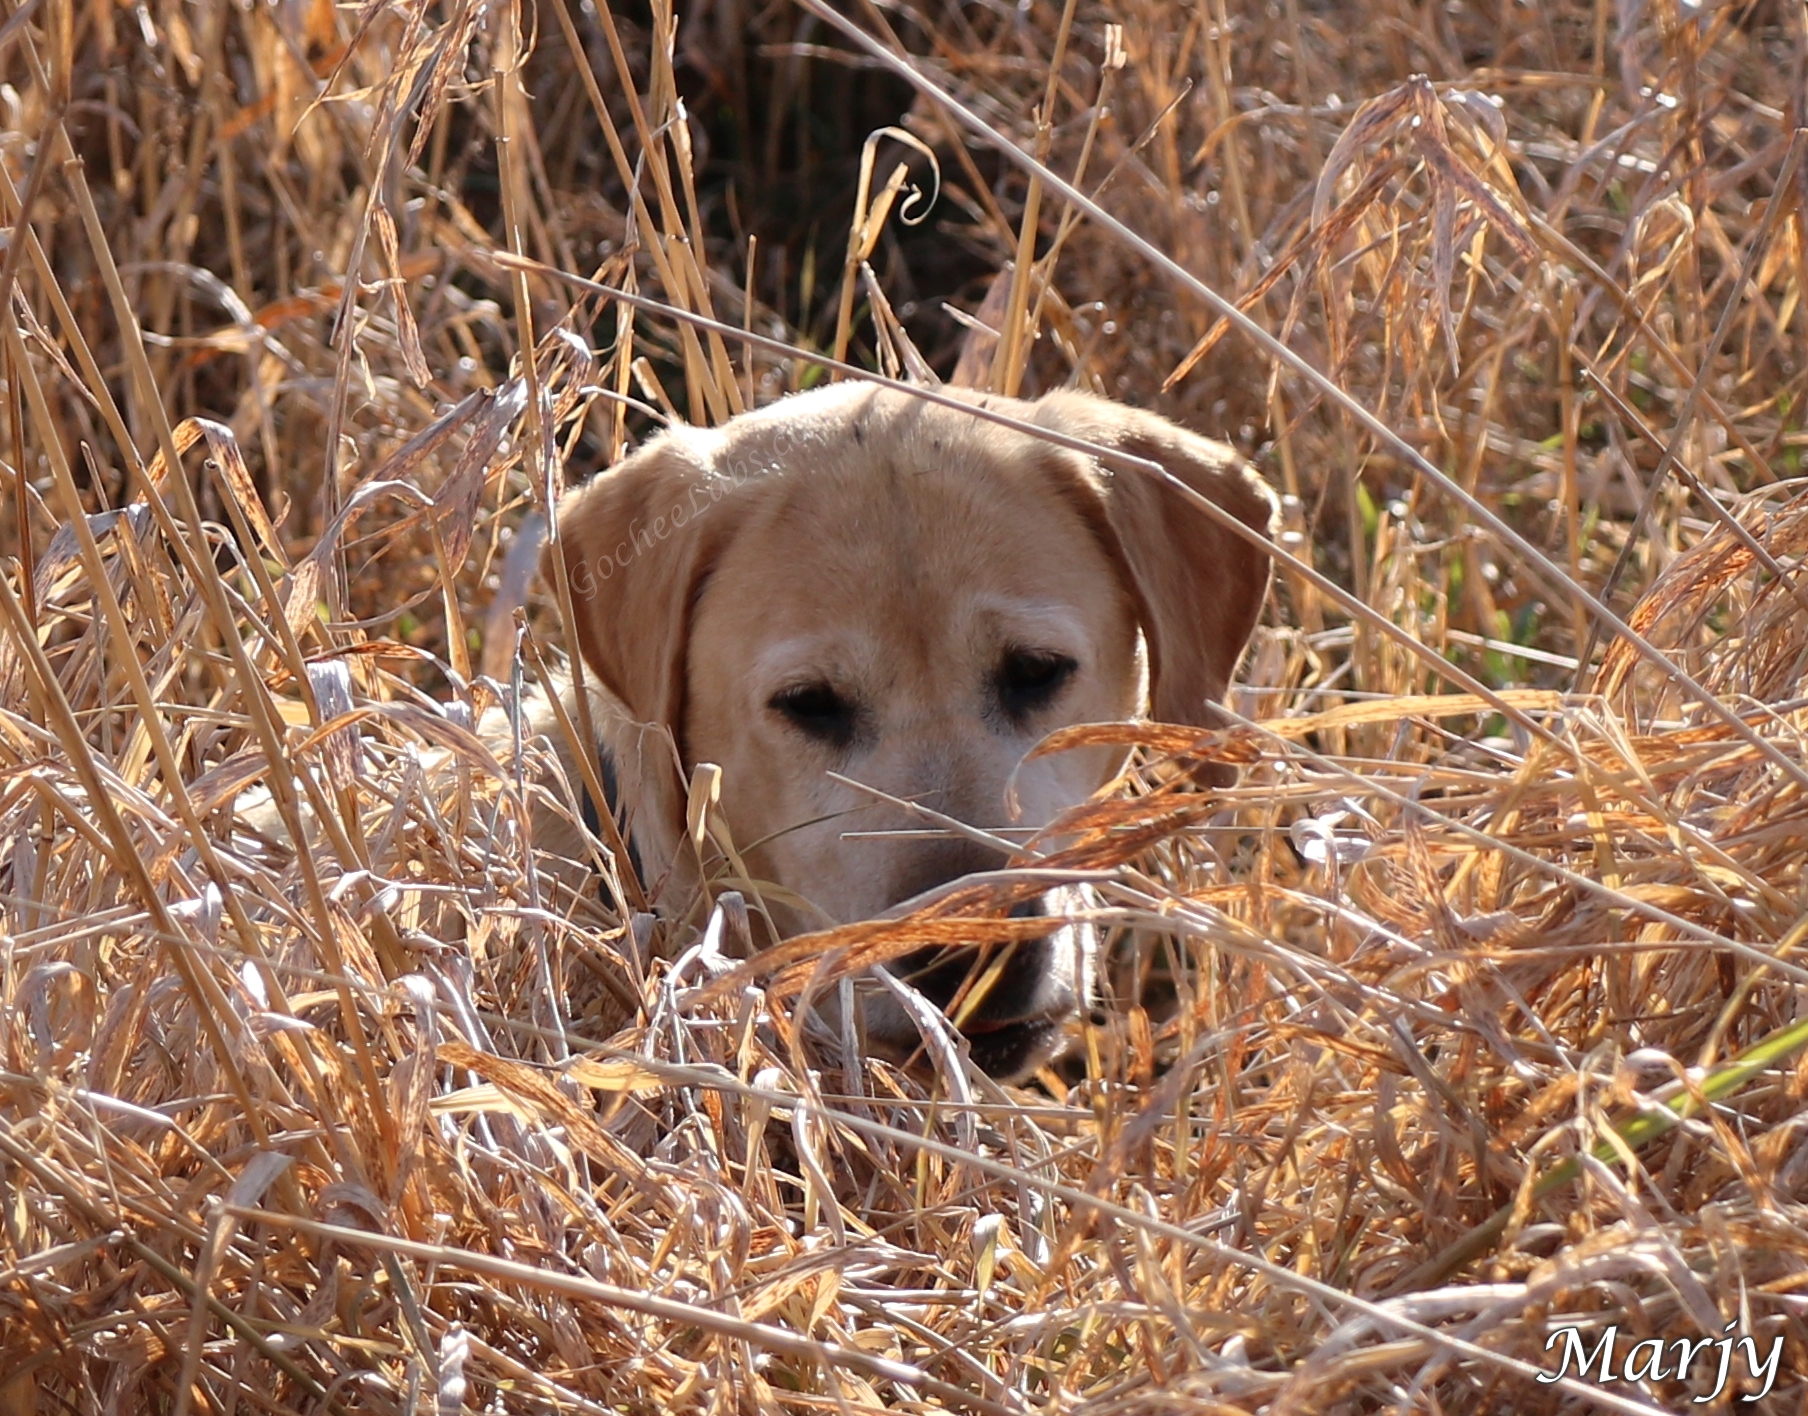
[554,381,1275,1078]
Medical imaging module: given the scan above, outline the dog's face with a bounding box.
[684,437,1141,925]
[556,382,1274,1078]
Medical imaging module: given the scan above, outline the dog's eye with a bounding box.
[996,649,1077,719]
[769,682,858,747]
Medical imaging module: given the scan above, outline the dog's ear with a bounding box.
[1031,393,1278,726]
[549,434,721,734]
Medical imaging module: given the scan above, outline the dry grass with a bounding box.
[3,0,1808,1410]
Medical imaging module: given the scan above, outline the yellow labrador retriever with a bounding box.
[555,381,1275,1077]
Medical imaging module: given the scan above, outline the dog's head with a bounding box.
[555,382,1275,1077]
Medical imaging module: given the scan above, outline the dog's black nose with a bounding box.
[892,919,1055,1018]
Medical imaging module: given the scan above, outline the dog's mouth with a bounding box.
[951,1013,1068,1080]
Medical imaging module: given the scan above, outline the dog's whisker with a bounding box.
[825,772,1031,859]
[737,805,881,855]
[839,828,1045,841]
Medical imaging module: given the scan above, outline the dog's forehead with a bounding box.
[683,385,1139,669]
[711,455,1113,623]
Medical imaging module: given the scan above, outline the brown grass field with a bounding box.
[3,0,1808,1410]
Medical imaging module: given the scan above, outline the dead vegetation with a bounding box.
[3,0,1808,1410]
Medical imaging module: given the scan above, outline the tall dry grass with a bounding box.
[2,0,1807,1411]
